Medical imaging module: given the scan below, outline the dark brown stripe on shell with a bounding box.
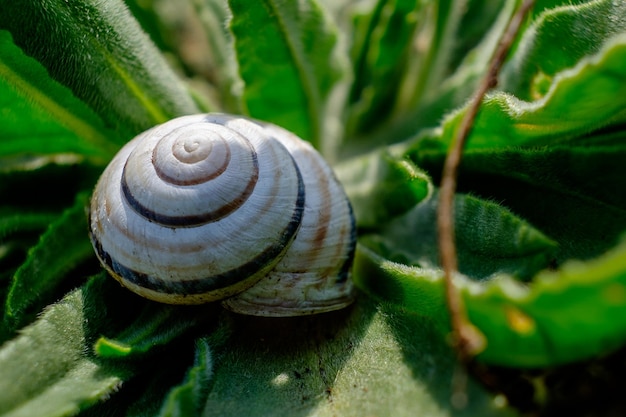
[94,161,306,296]
[120,153,259,227]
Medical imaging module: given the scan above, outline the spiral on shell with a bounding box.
[89,114,356,316]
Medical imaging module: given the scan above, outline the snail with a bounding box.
[88,113,356,316]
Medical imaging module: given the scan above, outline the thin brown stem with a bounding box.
[437,0,535,365]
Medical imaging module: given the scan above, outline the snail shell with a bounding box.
[89,114,356,316]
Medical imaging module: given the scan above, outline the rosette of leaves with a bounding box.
[1,0,625,416]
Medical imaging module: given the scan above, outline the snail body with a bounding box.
[89,114,356,316]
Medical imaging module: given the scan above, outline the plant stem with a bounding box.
[437,0,535,365]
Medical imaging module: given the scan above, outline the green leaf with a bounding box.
[353,245,450,331]
[445,0,509,74]
[335,149,432,228]
[82,295,513,416]
[0,211,59,243]
[0,279,127,417]
[2,193,94,336]
[466,238,626,367]
[157,338,214,417]
[411,143,626,262]
[0,0,199,137]
[95,303,215,359]
[200,298,513,417]
[370,192,557,281]
[501,0,626,101]
[348,0,515,147]
[123,0,175,53]
[531,0,591,17]
[409,0,513,120]
[355,237,626,368]
[227,0,345,149]
[192,0,244,113]
[424,33,626,150]
[0,239,32,276]
[0,239,32,311]
[123,0,226,114]
[0,157,102,213]
[0,30,120,160]
[347,0,423,134]
[1,272,220,417]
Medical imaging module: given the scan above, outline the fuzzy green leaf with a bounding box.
[192,0,244,113]
[123,0,175,53]
[0,281,127,417]
[347,0,423,134]
[227,0,345,149]
[501,0,626,100]
[409,0,513,119]
[370,193,557,281]
[422,33,626,150]
[0,30,120,160]
[157,338,214,417]
[0,158,102,213]
[335,149,432,228]
[0,0,199,137]
[0,211,59,243]
[2,193,94,336]
[411,143,626,262]
[466,239,626,367]
[200,298,513,417]
[95,303,215,359]
[349,0,515,147]
[355,237,626,368]
[72,296,513,417]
